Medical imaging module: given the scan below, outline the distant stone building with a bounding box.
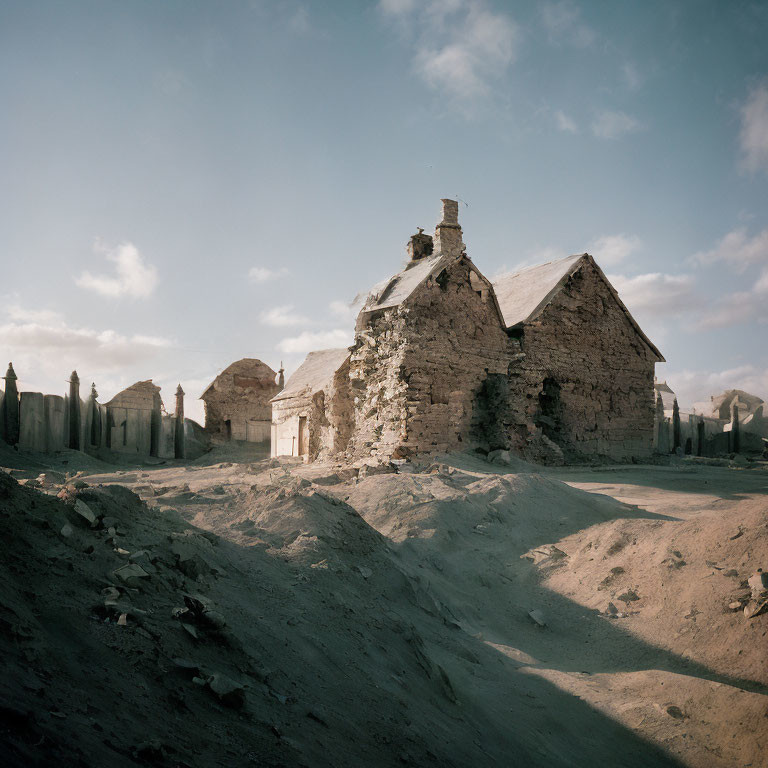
[271,199,666,464]
[105,380,165,457]
[271,348,352,460]
[709,389,764,421]
[201,359,282,452]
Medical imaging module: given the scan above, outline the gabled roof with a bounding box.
[201,358,277,400]
[492,253,664,362]
[492,254,584,328]
[105,380,162,409]
[361,254,445,314]
[272,348,350,403]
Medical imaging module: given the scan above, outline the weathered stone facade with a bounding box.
[504,258,661,461]
[349,255,515,459]
[201,359,280,452]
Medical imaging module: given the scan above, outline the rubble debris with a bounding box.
[73,499,97,526]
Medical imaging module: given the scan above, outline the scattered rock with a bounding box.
[73,499,97,526]
[527,609,547,628]
[112,563,150,587]
[206,674,245,708]
[617,589,640,604]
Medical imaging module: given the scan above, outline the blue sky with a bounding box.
[2,0,768,421]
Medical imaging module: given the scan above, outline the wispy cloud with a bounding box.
[607,272,696,315]
[379,0,519,101]
[588,233,641,266]
[554,110,578,133]
[76,241,158,299]
[248,266,289,283]
[739,81,768,174]
[691,226,768,329]
[540,1,596,47]
[259,304,309,327]
[592,110,642,140]
[692,227,768,271]
[276,328,353,355]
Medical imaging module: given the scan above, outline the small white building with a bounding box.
[270,348,351,460]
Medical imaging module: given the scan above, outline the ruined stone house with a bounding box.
[271,199,665,463]
[105,380,164,456]
[271,348,352,460]
[201,359,282,452]
[492,252,664,460]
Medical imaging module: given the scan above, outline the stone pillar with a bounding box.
[174,384,185,459]
[731,401,740,454]
[89,383,101,448]
[433,199,464,259]
[278,362,285,391]
[68,371,81,450]
[654,393,668,454]
[672,398,681,452]
[1,363,20,446]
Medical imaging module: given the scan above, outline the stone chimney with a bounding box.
[407,228,434,261]
[433,198,464,259]
[278,362,285,390]
[175,384,185,459]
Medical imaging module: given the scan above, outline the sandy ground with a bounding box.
[1,442,766,767]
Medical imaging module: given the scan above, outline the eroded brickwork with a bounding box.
[350,256,516,459]
[509,260,656,461]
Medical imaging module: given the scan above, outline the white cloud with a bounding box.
[689,227,768,329]
[554,110,578,133]
[588,233,641,266]
[248,266,289,283]
[259,304,309,327]
[592,110,642,140]
[76,241,158,299]
[740,82,768,173]
[276,329,353,355]
[381,0,519,101]
[6,304,63,324]
[541,1,596,47]
[692,227,768,271]
[696,291,767,330]
[607,272,696,315]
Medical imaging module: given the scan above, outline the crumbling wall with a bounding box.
[203,372,278,450]
[511,260,657,461]
[350,257,515,459]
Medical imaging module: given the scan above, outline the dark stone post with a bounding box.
[278,362,285,391]
[672,398,681,452]
[68,371,81,450]
[2,363,20,445]
[731,402,740,454]
[174,384,185,459]
[89,383,101,447]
